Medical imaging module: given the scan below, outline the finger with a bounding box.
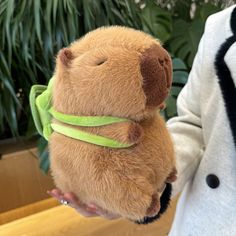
[47,189,63,200]
[62,193,100,217]
[47,189,62,196]
[62,192,87,209]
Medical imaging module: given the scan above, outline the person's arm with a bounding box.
[167,32,207,197]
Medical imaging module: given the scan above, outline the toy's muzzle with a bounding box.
[140,44,172,107]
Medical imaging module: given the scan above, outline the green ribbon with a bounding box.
[49,107,129,127]
[29,77,134,148]
[51,123,132,148]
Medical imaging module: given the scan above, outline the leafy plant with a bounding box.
[0,0,144,139]
[167,1,222,67]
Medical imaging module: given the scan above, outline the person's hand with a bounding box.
[47,188,120,220]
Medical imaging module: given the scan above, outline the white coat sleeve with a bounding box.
[167,32,207,197]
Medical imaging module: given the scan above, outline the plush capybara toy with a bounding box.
[30,26,177,224]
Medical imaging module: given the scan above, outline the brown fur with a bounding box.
[50,26,176,221]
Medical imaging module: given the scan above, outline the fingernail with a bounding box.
[87,205,97,211]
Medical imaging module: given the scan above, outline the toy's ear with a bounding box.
[58,48,74,66]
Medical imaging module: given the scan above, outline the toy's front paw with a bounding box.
[135,183,172,225]
[128,123,143,144]
[166,168,177,183]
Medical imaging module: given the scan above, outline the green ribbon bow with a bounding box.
[29,77,134,148]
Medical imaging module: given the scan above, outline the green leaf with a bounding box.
[110,8,126,24]
[14,0,27,22]
[169,19,205,67]
[30,31,37,74]
[197,3,221,21]
[165,96,178,120]
[25,115,37,138]
[170,86,183,98]
[0,1,8,16]
[45,0,53,36]
[5,0,14,24]
[173,0,192,22]
[173,71,189,85]
[39,149,50,174]
[58,0,69,45]
[2,91,18,136]
[0,76,21,107]
[37,136,48,154]
[82,0,96,31]
[37,137,50,174]
[5,0,14,64]
[172,58,188,70]
[0,53,11,79]
[162,56,188,120]
[34,0,42,46]
[53,0,59,24]
[141,2,172,42]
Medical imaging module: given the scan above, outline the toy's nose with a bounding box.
[140,44,172,107]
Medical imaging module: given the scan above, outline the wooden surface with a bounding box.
[0,149,55,213]
[0,197,178,236]
[0,198,59,225]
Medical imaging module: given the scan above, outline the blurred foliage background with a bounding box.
[0,0,235,171]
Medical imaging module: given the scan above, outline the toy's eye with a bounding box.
[96,58,107,66]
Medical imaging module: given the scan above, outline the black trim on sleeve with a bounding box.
[230,6,236,35]
[214,7,236,147]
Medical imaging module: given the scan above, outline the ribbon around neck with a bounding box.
[29,77,134,148]
[49,107,130,127]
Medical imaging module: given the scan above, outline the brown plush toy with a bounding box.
[35,26,177,224]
